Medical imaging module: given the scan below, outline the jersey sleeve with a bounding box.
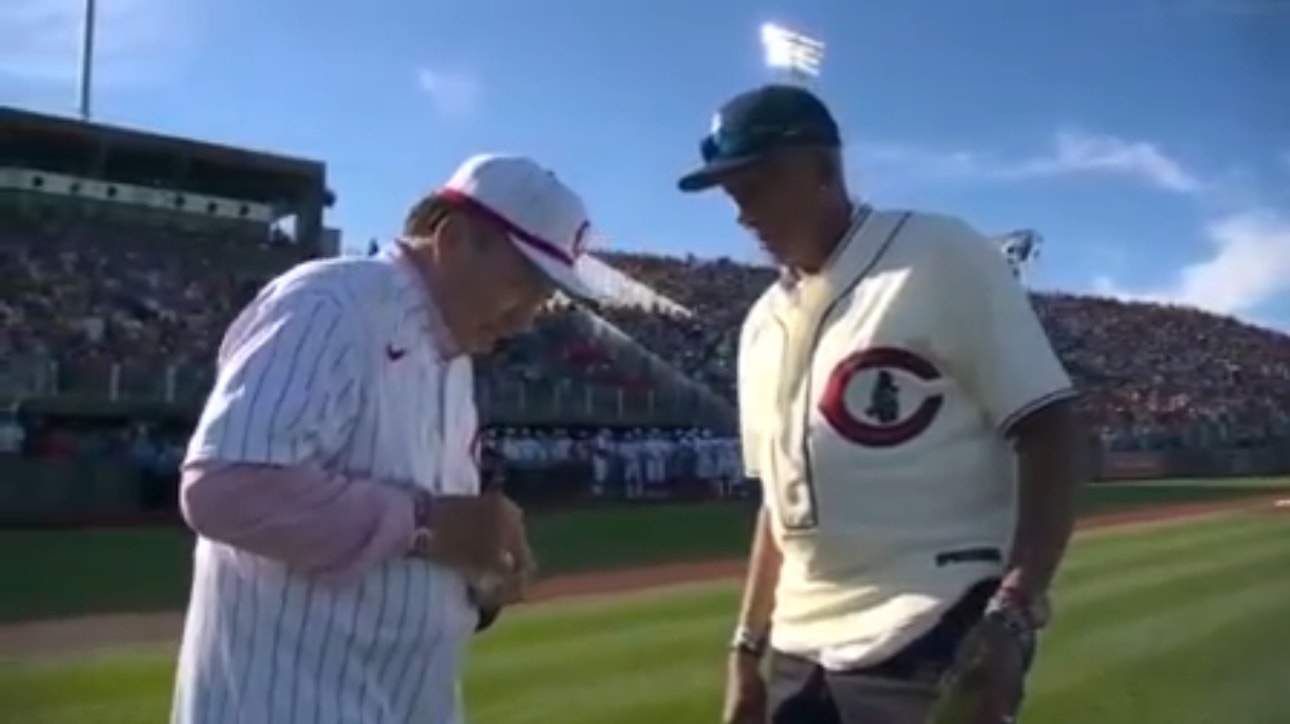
[736,298,768,478]
[934,218,1076,434]
[185,279,367,467]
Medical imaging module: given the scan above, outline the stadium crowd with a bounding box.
[601,252,1290,450]
[4,208,1290,467]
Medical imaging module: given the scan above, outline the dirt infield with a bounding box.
[1,496,1280,659]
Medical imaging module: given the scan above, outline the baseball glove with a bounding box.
[475,602,503,632]
[467,554,531,634]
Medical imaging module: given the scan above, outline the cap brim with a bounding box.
[510,236,605,305]
[676,155,762,193]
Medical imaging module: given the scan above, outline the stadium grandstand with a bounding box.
[3,109,1290,523]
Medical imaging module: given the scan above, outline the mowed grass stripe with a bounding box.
[1046,518,1290,638]
[1086,616,1290,724]
[1058,526,1290,609]
[4,516,1290,724]
[0,649,174,720]
[491,583,735,637]
[1029,573,1290,722]
[1033,520,1290,687]
[469,609,727,685]
[1185,638,1290,724]
[467,594,732,723]
[469,659,717,724]
[1060,512,1275,576]
[14,697,165,724]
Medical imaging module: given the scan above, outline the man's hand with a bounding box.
[929,613,1030,724]
[418,493,527,576]
[722,652,767,724]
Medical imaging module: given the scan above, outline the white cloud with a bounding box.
[0,0,193,89]
[1092,210,1290,318]
[864,128,1289,322]
[860,129,1203,193]
[1033,130,1202,192]
[1086,142,1290,323]
[415,67,481,118]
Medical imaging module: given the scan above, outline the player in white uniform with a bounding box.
[591,429,613,497]
[720,437,744,496]
[620,432,644,497]
[173,154,606,724]
[678,86,1084,724]
[645,434,669,486]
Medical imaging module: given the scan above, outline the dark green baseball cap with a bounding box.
[677,84,842,193]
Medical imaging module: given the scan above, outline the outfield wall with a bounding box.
[1096,445,1290,481]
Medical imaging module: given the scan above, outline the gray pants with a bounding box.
[767,579,998,724]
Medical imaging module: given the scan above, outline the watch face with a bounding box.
[411,528,434,556]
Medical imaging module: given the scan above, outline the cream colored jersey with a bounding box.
[737,206,1074,670]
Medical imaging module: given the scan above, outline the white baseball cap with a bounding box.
[439,154,603,303]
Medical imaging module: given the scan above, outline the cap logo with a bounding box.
[709,112,724,134]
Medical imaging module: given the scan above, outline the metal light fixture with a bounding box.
[760,22,826,84]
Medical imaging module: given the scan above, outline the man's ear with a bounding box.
[816,148,843,187]
[433,211,477,256]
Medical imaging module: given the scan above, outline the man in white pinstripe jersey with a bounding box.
[172,153,606,724]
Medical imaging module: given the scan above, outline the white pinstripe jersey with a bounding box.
[172,251,479,724]
[737,208,1075,670]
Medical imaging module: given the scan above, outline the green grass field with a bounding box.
[3,478,1284,624]
[1,479,1288,723]
[2,508,1288,723]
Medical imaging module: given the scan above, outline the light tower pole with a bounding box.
[759,22,826,86]
[78,0,98,121]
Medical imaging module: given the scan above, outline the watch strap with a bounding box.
[730,626,768,658]
[411,488,434,529]
[983,603,1039,671]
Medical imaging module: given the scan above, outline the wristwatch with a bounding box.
[409,527,435,558]
[985,590,1050,670]
[411,488,434,528]
[990,588,1051,630]
[407,489,435,558]
[730,626,768,659]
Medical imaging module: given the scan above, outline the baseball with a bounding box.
[473,571,506,599]
[472,551,517,601]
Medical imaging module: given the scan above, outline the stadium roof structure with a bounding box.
[1,106,327,206]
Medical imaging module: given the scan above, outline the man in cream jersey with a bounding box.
[173,153,605,724]
[678,85,1086,724]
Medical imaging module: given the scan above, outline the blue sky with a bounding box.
[2,0,1288,328]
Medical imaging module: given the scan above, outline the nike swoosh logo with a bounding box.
[386,345,407,361]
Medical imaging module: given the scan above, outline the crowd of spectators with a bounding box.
[5,207,1290,452]
[601,252,1290,450]
[1,207,297,399]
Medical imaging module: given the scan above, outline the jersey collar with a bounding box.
[778,199,872,289]
[386,241,462,360]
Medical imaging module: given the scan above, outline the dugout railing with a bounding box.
[2,437,1290,528]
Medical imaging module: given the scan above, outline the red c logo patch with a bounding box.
[818,347,944,448]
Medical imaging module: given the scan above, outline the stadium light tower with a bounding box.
[995,228,1044,281]
[760,22,825,85]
